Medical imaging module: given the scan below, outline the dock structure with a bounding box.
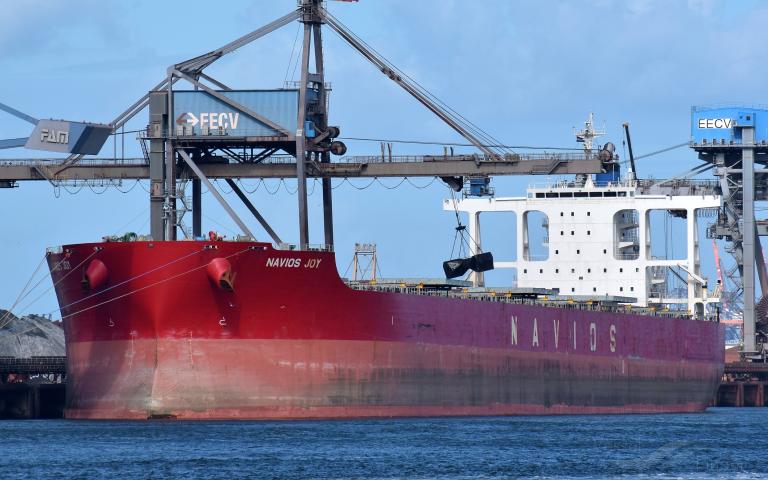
[715,362,768,407]
[0,356,66,419]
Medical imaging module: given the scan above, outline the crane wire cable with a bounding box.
[47,248,207,317]
[111,208,149,237]
[12,249,100,322]
[283,23,302,85]
[0,256,49,330]
[56,247,253,321]
[322,10,511,157]
[618,142,690,166]
[339,136,582,151]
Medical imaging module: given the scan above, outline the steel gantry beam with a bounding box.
[0,155,604,182]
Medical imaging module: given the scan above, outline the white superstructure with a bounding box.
[444,177,721,316]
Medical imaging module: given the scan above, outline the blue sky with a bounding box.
[1,0,766,316]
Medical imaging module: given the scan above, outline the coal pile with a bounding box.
[0,310,65,357]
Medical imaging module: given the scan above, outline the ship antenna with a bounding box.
[574,113,606,158]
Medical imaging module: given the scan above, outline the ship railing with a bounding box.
[306,244,334,252]
[0,157,147,166]
[273,243,333,252]
[346,283,698,320]
[527,179,638,190]
[337,152,590,164]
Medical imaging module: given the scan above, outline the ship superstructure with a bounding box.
[449,178,721,316]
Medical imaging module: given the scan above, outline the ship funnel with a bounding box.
[207,258,236,292]
[82,259,109,291]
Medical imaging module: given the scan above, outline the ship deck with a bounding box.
[343,279,713,321]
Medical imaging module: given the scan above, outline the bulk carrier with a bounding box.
[40,1,723,419]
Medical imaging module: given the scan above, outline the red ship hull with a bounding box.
[48,241,724,420]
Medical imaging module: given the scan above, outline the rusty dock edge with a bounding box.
[714,362,768,407]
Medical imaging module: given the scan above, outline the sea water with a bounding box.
[0,408,764,479]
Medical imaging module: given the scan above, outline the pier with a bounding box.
[714,362,768,407]
[0,356,66,419]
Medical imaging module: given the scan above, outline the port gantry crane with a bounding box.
[690,107,768,360]
[0,0,608,249]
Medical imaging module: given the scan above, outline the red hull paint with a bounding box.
[48,241,725,420]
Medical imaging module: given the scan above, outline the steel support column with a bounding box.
[192,178,202,238]
[312,22,334,248]
[743,127,756,354]
[322,168,334,247]
[148,91,167,241]
[295,21,312,249]
[164,74,177,241]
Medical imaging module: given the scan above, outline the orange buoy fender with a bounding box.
[207,257,235,292]
[83,259,109,290]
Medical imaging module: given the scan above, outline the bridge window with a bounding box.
[614,209,640,261]
[523,210,549,261]
[647,209,688,260]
